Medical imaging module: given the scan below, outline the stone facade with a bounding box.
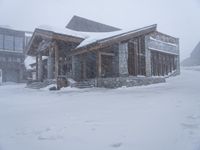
[145,32,180,76]
[72,55,81,80]
[73,76,166,89]
[118,42,129,76]
[145,36,152,77]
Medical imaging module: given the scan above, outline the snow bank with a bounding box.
[0,69,200,150]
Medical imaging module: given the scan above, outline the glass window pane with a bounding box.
[0,34,3,49]
[4,35,14,50]
[15,37,24,51]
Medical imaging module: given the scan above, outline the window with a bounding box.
[4,35,14,50]
[15,37,24,52]
[0,34,3,49]
[0,56,6,62]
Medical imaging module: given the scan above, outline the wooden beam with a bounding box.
[96,51,101,77]
[99,52,115,56]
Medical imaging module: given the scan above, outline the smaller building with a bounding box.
[0,27,31,83]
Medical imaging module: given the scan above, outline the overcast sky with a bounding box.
[0,0,199,60]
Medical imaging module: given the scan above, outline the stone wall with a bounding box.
[118,42,129,76]
[145,31,180,76]
[95,76,165,88]
[72,55,81,80]
[145,36,152,77]
[75,76,166,89]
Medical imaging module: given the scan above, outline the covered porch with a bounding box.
[26,28,84,82]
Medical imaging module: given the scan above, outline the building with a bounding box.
[26,16,180,88]
[0,27,31,83]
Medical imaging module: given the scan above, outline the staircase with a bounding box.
[71,80,95,88]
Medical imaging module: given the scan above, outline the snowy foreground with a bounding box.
[0,68,200,150]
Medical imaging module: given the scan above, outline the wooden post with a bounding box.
[96,51,101,77]
[36,55,38,80]
[54,44,59,79]
[38,53,43,81]
[83,54,87,79]
[47,47,54,79]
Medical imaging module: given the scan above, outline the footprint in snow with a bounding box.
[111,142,123,148]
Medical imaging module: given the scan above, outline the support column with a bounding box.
[36,55,38,80]
[19,67,24,82]
[145,36,152,77]
[38,53,43,81]
[72,55,77,80]
[83,54,87,79]
[54,44,59,79]
[118,42,128,76]
[176,39,180,75]
[96,51,101,77]
[72,55,81,80]
[47,47,54,79]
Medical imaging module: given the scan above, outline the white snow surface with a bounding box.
[24,56,48,69]
[0,68,200,150]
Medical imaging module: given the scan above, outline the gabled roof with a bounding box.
[66,15,121,32]
[26,27,84,56]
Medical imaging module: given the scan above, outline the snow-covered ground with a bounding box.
[0,68,200,150]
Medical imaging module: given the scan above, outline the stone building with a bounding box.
[26,16,180,88]
[0,27,31,83]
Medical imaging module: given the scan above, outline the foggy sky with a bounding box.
[0,0,199,60]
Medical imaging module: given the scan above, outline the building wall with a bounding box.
[0,27,30,82]
[145,31,180,76]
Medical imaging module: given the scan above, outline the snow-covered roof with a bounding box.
[27,24,157,56]
[76,24,157,49]
[24,56,35,70]
[35,24,157,50]
[37,25,88,39]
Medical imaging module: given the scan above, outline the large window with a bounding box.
[0,34,3,49]
[15,37,24,52]
[4,35,14,50]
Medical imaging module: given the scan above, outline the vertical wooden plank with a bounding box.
[38,53,43,81]
[54,43,59,79]
[96,51,101,77]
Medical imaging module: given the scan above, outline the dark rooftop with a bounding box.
[66,15,121,33]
